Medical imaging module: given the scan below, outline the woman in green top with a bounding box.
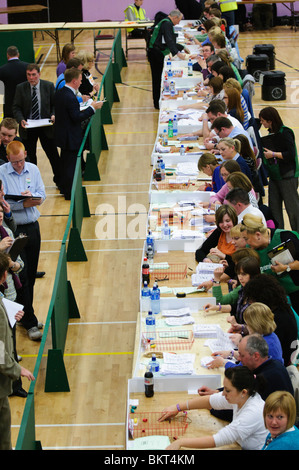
[259,107,299,233]
[240,213,299,315]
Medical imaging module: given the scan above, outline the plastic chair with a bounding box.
[93,20,116,56]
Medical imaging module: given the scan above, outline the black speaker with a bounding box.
[246,54,270,82]
[259,71,286,101]
[253,44,275,69]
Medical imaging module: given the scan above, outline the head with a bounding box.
[6,45,19,59]
[226,172,253,194]
[210,60,227,77]
[211,32,226,50]
[224,77,242,93]
[211,117,233,138]
[0,201,4,225]
[218,65,236,82]
[215,204,238,233]
[134,0,144,5]
[240,214,268,249]
[223,366,257,405]
[216,48,232,65]
[61,43,76,63]
[66,57,84,70]
[76,50,95,70]
[217,137,240,159]
[223,87,244,122]
[168,10,183,25]
[219,159,240,181]
[206,54,221,72]
[207,76,223,95]
[243,302,276,335]
[206,99,226,123]
[0,250,10,284]
[234,134,256,164]
[64,68,82,90]
[238,334,269,370]
[197,152,220,175]
[263,391,297,438]
[231,246,260,264]
[230,224,247,250]
[0,118,18,146]
[243,274,292,313]
[202,43,214,59]
[225,187,251,214]
[26,64,41,87]
[259,107,283,133]
[6,141,27,174]
[235,255,260,287]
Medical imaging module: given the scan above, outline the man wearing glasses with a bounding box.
[0,141,45,341]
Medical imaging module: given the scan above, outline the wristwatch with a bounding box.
[286,265,291,272]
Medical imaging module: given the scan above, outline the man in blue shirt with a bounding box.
[0,140,46,341]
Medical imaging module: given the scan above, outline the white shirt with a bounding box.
[209,391,268,450]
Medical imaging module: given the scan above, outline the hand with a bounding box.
[271,261,288,274]
[21,120,28,128]
[263,147,274,159]
[198,386,217,396]
[209,247,225,259]
[50,114,55,123]
[1,198,11,214]
[198,280,213,291]
[15,310,24,322]
[0,236,13,250]
[92,100,104,110]
[158,405,179,422]
[177,52,186,60]
[23,198,42,207]
[206,356,225,369]
[20,367,35,381]
[229,333,242,345]
[166,439,182,450]
[203,214,215,223]
[21,190,32,197]
[213,266,224,282]
[203,303,217,312]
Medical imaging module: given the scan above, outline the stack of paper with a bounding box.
[194,324,220,338]
[205,327,235,353]
[176,162,199,176]
[191,262,223,285]
[160,352,195,375]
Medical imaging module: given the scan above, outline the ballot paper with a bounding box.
[176,162,199,176]
[162,307,191,317]
[26,118,53,128]
[160,363,194,375]
[171,230,205,239]
[205,326,235,353]
[193,324,221,338]
[191,262,224,286]
[2,298,24,328]
[201,356,215,367]
[128,436,171,450]
[164,316,195,326]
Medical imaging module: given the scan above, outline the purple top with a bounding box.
[56,61,66,77]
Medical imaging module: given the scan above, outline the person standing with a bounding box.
[0,141,46,341]
[0,250,35,450]
[54,68,103,200]
[12,63,62,189]
[0,46,28,119]
[148,10,187,109]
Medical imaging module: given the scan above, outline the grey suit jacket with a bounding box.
[0,299,21,399]
[12,79,56,139]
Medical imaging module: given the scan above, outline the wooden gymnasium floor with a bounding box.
[5,26,298,450]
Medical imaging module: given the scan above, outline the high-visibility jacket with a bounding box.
[124,4,147,32]
[219,0,238,12]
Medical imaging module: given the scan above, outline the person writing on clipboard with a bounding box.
[148,10,188,110]
[240,213,299,315]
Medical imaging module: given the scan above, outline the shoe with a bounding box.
[27,326,42,341]
[37,322,43,329]
[10,388,28,398]
[17,355,22,362]
[36,271,45,278]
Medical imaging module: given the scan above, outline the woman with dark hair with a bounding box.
[223,87,245,127]
[195,204,238,262]
[242,273,299,366]
[159,366,268,450]
[56,43,76,77]
[234,133,264,197]
[259,106,299,232]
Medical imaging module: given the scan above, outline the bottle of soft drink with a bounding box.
[168,119,173,138]
[144,365,154,397]
[142,257,150,285]
[146,230,155,256]
[151,283,160,314]
[141,281,151,311]
[170,81,175,97]
[145,310,156,340]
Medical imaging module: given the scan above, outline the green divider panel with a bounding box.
[45,349,70,393]
[111,29,127,83]
[15,393,42,450]
[84,108,108,181]
[0,31,35,65]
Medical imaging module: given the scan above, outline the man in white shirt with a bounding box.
[225,187,267,226]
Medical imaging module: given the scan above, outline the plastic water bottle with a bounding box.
[160,158,165,180]
[142,257,150,285]
[170,81,175,97]
[146,230,155,255]
[173,115,178,136]
[188,58,193,76]
[168,119,173,138]
[180,144,185,156]
[151,283,160,314]
[145,310,156,340]
[149,353,160,372]
[163,74,169,94]
[144,365,154,397]
[163,129,168,146]
[168,68,173,80]
[147,245,154,263]
[141,281,151,311]
[162,220,171,239]
[183,91,188,100]
[166,57,172,71]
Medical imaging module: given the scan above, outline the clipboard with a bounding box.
[5,194,42,202]
[7,234,29,261]
[267,239,295,271]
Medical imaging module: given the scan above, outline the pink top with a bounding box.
[210,183,257,206]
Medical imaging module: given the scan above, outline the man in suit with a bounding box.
[54,68,103,199]
[0,46,28,119]
[12,63,61,189]
[0,251,35,449]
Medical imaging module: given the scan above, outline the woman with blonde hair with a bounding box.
[76,50,99,97]
[217,137,252,181]
[216,48,243,86]
[262,391,299,450]
[224,87,247,128]
[240,213,299,313]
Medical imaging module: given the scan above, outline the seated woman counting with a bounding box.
[217,137,252,182]
[203,255,260,322]
[240,213,299,315]
[262,391,299,450]
[242,274,299,366]
[223,86,248,130]
[234,133,262,197]
[195,204,237,263]
[208,302,284,370]
[209,159,241,206]
[197,152,225,192]
[159,366,268,450]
